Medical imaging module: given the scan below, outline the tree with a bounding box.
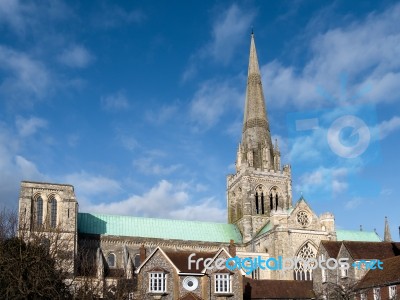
[0,237,72,299]
[315,280,362,300]
[0,207,18,241]
[0,207,73,299]
[0,206,137,299]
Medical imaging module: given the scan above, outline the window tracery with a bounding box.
[296,211,310,227]
[293,242,316,281]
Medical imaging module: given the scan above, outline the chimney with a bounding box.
[229,239,236,257]
[140,244,147,263]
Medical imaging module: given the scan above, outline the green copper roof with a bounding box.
[78,213,242,243]
[256,222,272,237]
[336,230,381,242]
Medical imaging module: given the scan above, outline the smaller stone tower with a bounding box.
[18,181,79,273]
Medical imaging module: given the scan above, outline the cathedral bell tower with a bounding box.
[227,33,293,243]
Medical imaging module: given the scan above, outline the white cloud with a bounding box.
[0,0,73,35]
[15,155,42,179]
[118,134,138,151]
[170,197,226,222]
[207,4,256,64]
[182,4,255,81]
[0,124,46,208]
[58,45,94,68]
[82,180,225,222]
[261,3,400,109]
[0,0,28,33]
[92,5,146,28]
[0,46,50,101]
[345,197,362,210]
[145,104,178,125]
[67,133,80,147]
[133,157,181,176]
[64,171,122,196]
[189,79,243,130]
[15,116,47,137]
[376,116,400,140]
[380,188,393,197]
[295,167,348,195]
[101,91,130,111]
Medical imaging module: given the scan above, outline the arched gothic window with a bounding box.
[49,196,57,228]
[293,242,316,281]
[255,185,268,215]
[108,253,116,268]
[36,196,43,226]
[269,187,280,211]
[261,193,265,214]
[255,192,259,214]
[269,194,273,210]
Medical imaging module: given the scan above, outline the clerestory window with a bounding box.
[36,196,43,226]
[49,197,57,228]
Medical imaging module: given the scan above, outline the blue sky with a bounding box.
[0,0,399,240]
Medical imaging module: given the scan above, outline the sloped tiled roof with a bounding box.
[321,241,342,258]
[336,229,381,242]
[78,213,242,243]
[357,256,400,289]
[243,278,314,299]
[343,241,400,260]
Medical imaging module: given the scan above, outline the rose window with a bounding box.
[296,211,310,227]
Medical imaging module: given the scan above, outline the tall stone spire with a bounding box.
[384,216,392,242]
[240,33,274,170]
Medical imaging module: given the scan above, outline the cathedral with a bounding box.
[17,34,383,299]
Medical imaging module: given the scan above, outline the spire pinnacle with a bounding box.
[274,138,279,151]
[248,33,261,76]
[384,216,392,242]
[241,33,273,170]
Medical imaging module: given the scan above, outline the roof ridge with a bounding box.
[78,212,232,225]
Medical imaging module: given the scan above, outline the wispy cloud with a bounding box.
[295,166,349,195]
[101,91,130,111]
[0,0,72,36]
[64,171,122,196]
[189,78,243,130]
[58,45,94,68]
[91,4,146,28]
[145,104,179,125]
[15,116,47,137]
[261,3,400,109]
[0,124,46,208]
[133,157,181,176]
[82,180,225,222]
[182,4,255,81]
[207,4,256,64]
[0,46,50,102]
[345,197,362,210]
[375,116,400,140]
